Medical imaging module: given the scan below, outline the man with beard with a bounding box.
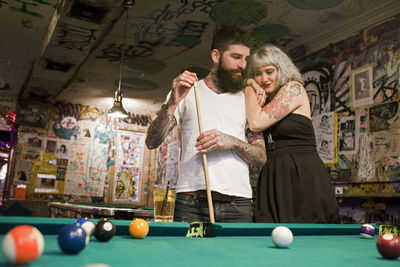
[145,26,266,222]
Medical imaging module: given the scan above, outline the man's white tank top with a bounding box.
[173,80,252,198]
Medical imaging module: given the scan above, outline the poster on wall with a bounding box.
[369,101,400,132]
[63,142,89,195]
[85,143,108,196]
[63,141,106,196]
[21,134,43,162]
[312,112,337,163]
[351,65,374,108]
[338,116,359,155]
[112,130,145,203]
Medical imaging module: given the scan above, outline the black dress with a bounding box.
[255,113,340,223]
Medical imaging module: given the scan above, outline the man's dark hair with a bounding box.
[210,26,251,52]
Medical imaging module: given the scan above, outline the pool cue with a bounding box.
[193,81,215,223]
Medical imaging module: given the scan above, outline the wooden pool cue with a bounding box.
[193,81,215,223]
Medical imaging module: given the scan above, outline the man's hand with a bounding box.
[195,129,233,153]
[169,70,198,107]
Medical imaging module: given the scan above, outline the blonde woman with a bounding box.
[245,45,340,223]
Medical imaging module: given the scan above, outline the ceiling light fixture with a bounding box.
[107,4,132,118]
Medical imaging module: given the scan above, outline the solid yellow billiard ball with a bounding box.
[129,219,149,239]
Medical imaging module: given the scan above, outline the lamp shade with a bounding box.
[107,90,129,118]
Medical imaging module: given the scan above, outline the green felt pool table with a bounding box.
[0,217,398,266]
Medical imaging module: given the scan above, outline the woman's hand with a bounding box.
[247,79,266,106]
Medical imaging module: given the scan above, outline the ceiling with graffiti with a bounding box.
[1,0,400,114]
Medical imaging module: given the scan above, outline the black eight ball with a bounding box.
[94,219,116,242]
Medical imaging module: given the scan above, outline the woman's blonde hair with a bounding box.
[247,45,303,88]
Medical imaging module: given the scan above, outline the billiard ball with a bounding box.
[271,226,293,248]
[129,218,149,239]
[94,219,116,242]
[58,223,87,254]
[376,233,400,260]
[360,224,375,239]
[76,218,95,237]
[2,225,45,265]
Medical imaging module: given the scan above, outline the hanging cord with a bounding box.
[118,8,129,93]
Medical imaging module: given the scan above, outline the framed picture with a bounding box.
[351,65,373,108]
[108,129,150,206]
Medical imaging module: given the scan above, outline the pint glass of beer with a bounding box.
[153,183,176,222]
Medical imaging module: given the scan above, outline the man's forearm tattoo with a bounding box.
[145,105,177,149]
[235,130,266,167]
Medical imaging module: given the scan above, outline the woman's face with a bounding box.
[253,65,278,94]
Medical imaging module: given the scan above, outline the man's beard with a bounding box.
[216,60,245,93]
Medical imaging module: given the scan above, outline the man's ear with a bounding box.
[211,49,220,64]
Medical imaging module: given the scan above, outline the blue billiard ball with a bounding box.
[76,218,95,237]
[58,224,87,254]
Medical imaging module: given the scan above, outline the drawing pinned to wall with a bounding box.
[338,116,359,155]
[351,65,373,108]
[86,143,108,197]
[369,101,400,132]
[64,142,89,195]
[77,120,96,141]
[312,112,336,163]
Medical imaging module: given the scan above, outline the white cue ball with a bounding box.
[271,226,293,248]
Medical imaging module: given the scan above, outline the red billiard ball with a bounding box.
[2,225,45,265]
[58,223,87,254]
[94,219,116,242]
[376,233,400,260]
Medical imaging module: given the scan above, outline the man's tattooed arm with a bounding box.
[236,129,266,174]
[145,104,177,149]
